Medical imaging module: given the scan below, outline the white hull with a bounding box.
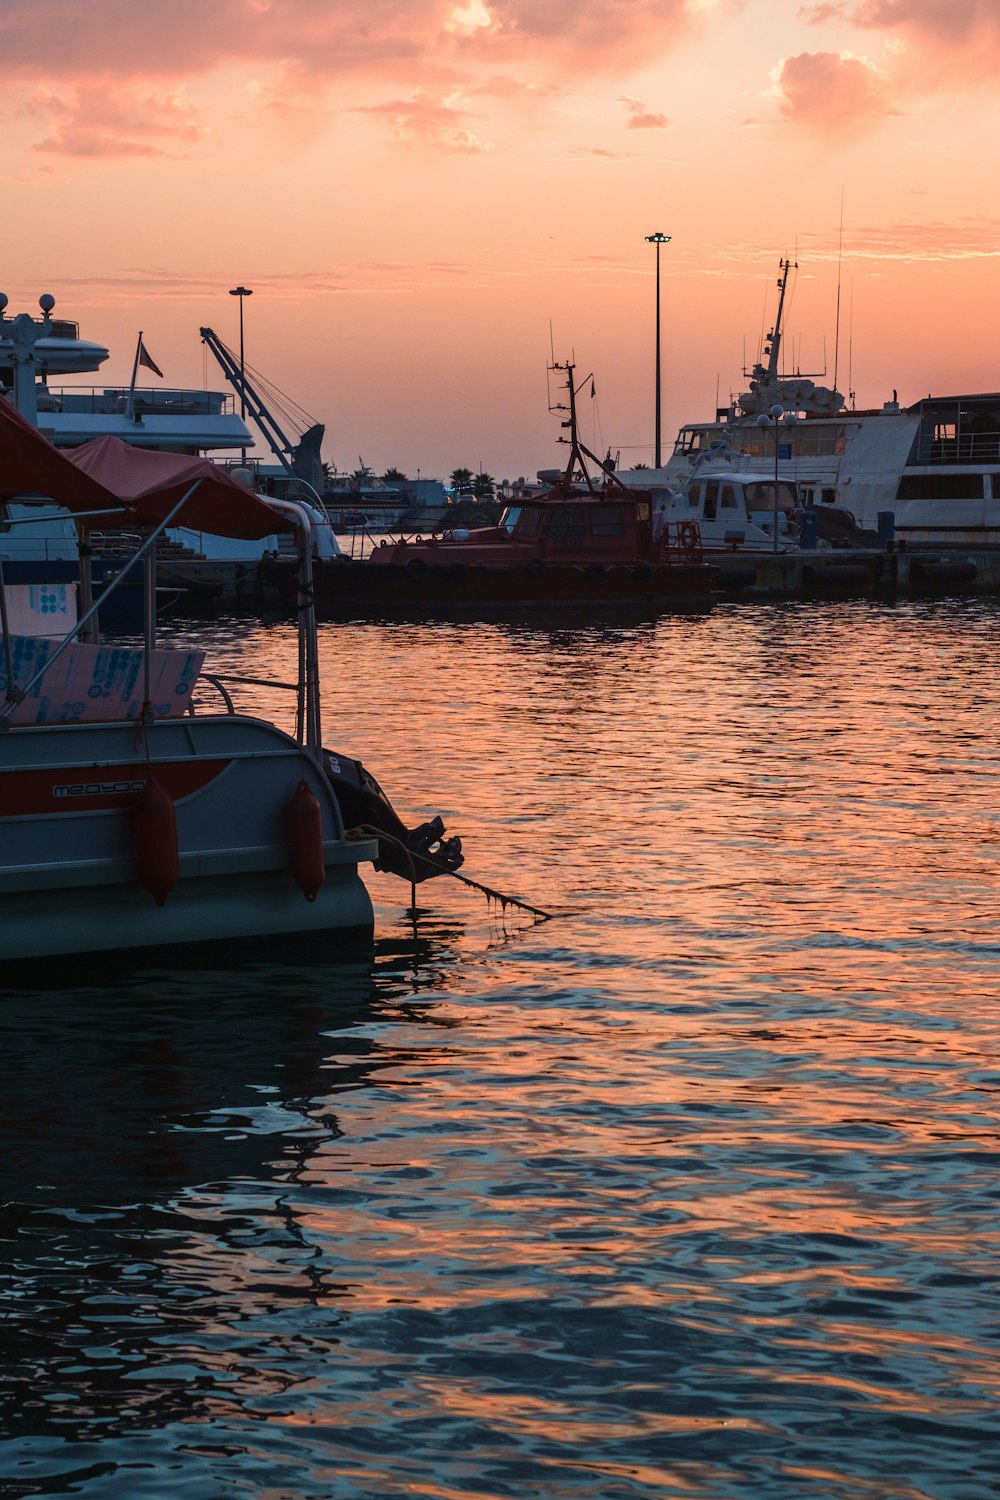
[0,715,376,963]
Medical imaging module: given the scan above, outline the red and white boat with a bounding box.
[278,364,715,618]
[0,398,461,964]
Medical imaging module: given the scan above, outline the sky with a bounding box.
[1,0,999,483]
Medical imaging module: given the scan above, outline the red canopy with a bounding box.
[0,396,294,540]
[0,392,120,509]
[68,436,294,540]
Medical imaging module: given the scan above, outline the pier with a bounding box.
[712,545,992,603]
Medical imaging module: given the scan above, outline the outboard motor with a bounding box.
[323,749,463,884]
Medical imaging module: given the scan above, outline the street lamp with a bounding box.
[757,402,796,554]
[644,232,671,468]
[229,285,252,462]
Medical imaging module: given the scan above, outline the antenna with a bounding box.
[833,188,844,396]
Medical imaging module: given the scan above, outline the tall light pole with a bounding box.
[229,285,252,462]
[757,402,796,554]
[644,232,671,468]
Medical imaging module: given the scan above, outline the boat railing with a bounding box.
[191,672,299,717]
[47,387,236,417]
[914,431,1000,465]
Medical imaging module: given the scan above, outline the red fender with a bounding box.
[133,775,179,907]
[289,778,326,902]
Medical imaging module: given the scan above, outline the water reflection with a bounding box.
[6,600,1000,1497]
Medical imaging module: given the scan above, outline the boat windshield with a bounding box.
[503,505,543,538]
[744,480,798,511]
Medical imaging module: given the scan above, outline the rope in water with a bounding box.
[346,825,553,920]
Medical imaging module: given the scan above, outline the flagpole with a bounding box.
[126,332,143,422]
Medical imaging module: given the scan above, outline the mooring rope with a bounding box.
[345,825,553,920]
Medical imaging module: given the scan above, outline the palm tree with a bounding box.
[472,471,495,498]
[450,467,474,490]
[382,467,407,483]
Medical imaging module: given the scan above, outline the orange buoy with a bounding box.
[133,774,179,907]
[288,778,326,901]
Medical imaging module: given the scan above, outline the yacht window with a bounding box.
[689,483,700,509]
[720,485,738,509]
[703,482,719,521]
[590,504,625,536]
[821,488,837,505]
[896,473,984,500]
[544,505,585,538]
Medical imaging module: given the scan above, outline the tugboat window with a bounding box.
[703,482,719,521]
[720,485,738,509]
[544,506,585,538]
[590,505,625,536]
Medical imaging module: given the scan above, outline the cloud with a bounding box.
[617,94,669,129]
[808,0,1000,88]
[569,145,631,160]
[24,82,207,158]
[356,90,494,152]
[769,49,895,127]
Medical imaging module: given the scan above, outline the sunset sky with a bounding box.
[1,0,998,482]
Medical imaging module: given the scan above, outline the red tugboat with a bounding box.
[302,364,714,617]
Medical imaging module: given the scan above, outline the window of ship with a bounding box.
[720,484,739,509]
[688,482,701,509]
[703,482,719,521]
[896,474,984,500]
[744,481,798,509]
[730,424,846,458]
[590,504,626,536]
[543,505,585,538]
[510,506,543,536]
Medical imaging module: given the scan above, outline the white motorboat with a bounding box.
[0,396,462,964]
[623,259,1000,549]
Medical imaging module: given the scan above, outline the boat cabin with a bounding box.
[639,470,800,551]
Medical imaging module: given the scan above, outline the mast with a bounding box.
[764,258,793,383]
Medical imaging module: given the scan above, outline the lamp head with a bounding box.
[644,233,672,245]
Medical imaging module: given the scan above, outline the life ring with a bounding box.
[405,556,429,580]
[677,520,701,561]
[526,558,545,579]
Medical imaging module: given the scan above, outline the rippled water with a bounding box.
[3,599,1000,1498]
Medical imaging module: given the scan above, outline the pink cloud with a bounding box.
[0,0,695,85]
[24,82,207,158]
[770,50,895,127]
[356,91,493,152]
[617,94,669,129]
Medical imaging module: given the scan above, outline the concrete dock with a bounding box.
[711,546,996,604]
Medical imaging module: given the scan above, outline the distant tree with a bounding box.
[450,467,474,490]
[472,471,495,498]
[382,467,407,483]
[632,462,649,470]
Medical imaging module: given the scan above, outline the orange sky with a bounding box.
[1,0,999,482]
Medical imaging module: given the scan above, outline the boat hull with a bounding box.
[291,558,714,616]
[0,716,376,963]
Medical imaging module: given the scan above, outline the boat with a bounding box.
[0,299,344,610]
[622,259,1000,549]
[277,363,714,617]
[0,395,462,964]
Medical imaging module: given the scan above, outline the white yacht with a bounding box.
[619,260,1000,549]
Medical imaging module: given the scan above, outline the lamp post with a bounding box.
[757,402,796,554]
[644,232,671,468]
[229,285,252,462]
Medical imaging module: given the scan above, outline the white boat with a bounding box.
[0,296,342,600]
[0,396,461,964]
[623,259,1000,549]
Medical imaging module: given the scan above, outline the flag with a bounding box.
[137,338,163,379]
[590,379,597,399]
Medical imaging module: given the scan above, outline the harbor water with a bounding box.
[3,598,1000,1499]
